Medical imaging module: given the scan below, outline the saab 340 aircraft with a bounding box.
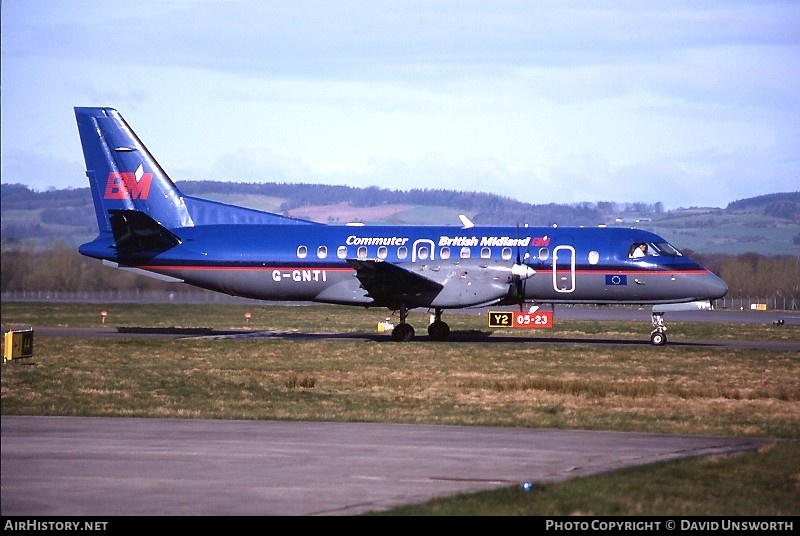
[75,107,728,345]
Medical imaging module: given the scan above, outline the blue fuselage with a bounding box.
[80,223,728,309]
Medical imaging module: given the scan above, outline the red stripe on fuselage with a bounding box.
[137,266,710,276]
[559,269,712,276]
[138,265,355,272]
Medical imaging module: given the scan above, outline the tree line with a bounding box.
[2,242,797,306]
[179,181,671,225]
[4,182,797,248]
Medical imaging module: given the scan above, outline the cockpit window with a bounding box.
[651,242,682,256]
[628,241,683,259]
[629,242,650,258]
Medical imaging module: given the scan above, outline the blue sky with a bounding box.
[2,0,798,209]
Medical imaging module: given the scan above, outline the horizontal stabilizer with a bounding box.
[109,209,182,253]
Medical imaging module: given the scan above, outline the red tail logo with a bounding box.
[103,170,153,200]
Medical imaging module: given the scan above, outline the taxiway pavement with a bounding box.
[1,416,765,516]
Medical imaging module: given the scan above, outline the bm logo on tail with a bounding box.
[103,165,153,200]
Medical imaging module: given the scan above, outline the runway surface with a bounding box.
[1,416,765,516]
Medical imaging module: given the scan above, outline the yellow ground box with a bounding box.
[3,328,34,363]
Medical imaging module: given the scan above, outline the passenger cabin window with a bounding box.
[377,246,388,259]
[481,247,491,259]
[357,246,368,259]
[588,250,600,265]
[440,247,451,260]
[460,247,471,259]
[398,246,408,260]
[317,246,328,259]
[538,248,549,261]
[417,246,429,260]
[337,246,347,259]
[297,245,308,259]
[502,247,512,261]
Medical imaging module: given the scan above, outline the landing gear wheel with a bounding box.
[427,320,450,341]
[650,312,668,346]
[391,323,415,342]
[650,331,667,346]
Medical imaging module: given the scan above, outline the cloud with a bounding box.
[2,150,86,192]
[2,0,798,209]
[206,147,315,183]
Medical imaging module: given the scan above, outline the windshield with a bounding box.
[651,241,682,257]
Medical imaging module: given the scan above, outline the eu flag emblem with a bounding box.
[605,274,627,286]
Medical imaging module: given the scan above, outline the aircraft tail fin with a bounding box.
[75,107,320,232]
[75,107,193,234]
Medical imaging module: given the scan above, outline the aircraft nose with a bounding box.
[705,271,728,299]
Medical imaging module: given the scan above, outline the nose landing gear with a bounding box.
[650,312,667,346]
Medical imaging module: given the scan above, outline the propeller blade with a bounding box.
[514,222,523,308]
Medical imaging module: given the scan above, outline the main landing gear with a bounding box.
[391,304,415,342]
[650,312,667,346]
[390,306,450,342]
[427,308,450,341]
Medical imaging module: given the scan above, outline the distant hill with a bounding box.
[2,181,798,255]
[636,192,800,256]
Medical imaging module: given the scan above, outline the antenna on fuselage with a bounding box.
[459,214,474,229]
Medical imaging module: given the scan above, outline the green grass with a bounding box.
[4,302,797,342]
[373,442,800,516]
[2,302,799,515]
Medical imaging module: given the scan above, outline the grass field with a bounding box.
[2,302,798,515]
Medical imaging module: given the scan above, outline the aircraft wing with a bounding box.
[347,259,444,308]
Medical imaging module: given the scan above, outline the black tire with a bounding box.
[391,323,415,342]
[427,320,450,341]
